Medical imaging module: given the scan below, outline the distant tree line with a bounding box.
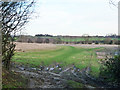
[15,34,120,45]
[16,35,62,44]
[35,34,53,37]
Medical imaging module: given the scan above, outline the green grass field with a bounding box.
[12,46,102,76]
[36,36,119,42]
[60,37,119,42]
[60,37,105,42]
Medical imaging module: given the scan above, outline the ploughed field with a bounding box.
[12,42,104,76]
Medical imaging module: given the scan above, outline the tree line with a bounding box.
[16,35,120,45]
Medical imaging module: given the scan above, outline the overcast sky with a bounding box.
[25,0,118,36]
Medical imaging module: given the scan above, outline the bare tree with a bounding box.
[0,0,35,69]
[109,0,119,8]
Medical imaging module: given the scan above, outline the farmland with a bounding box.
[9,42,119,88]
[12,43,108,76]
[60,37,119,42]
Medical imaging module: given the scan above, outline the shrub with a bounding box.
[100,55,120,86]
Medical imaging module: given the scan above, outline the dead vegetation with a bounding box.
[14,42,57,52]
[15,42,118,51]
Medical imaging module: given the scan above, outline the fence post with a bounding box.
[0,10,2,90]
[118,1,120,51]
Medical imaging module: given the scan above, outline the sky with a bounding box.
[25,0,118,36]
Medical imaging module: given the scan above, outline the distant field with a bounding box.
[12,44,104,76]
[34,36,119,42]
[61,37,120,42]
[60,37,105,42]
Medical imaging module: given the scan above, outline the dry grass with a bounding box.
[15,42,118,51]
[14,42,57,52]
[63,44,118,48]
[2,68,28,88]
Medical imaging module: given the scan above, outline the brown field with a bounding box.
[15,42,118,51]
[14,42,57,52]
[59,44,118,48]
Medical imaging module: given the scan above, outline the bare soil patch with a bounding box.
[14,42,57,52]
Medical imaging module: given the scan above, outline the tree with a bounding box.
[109,0,119,8]
[104,38,113,44]
[82,34,90,44]
[0,1,35,69]
[55,37,62,44]
[44,38,49,43]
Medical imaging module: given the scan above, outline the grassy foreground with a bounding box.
[12,46,102,76]
[2,68,28,88]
